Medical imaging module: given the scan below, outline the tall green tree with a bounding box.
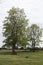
[3,7,28,54]
[27,24,42,51]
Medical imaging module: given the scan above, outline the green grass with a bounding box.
[0,50,43,65]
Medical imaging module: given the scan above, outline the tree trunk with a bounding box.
[32,41,35,52]
[32,44,35,52]
[12,42,17,55]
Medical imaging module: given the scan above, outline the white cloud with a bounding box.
[0,0,43,47]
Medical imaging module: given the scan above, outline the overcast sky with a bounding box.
[0,0,43,47]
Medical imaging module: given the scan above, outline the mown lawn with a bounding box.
[0,50,43,65]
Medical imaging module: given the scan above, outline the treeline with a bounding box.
[2,7,42,54]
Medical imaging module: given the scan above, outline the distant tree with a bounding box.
[27,24,42,51]
[3,7,28,54]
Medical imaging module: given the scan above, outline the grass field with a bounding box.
[0,50,43,65]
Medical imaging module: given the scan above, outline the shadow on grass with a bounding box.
[0,49,40,55]
[0,49,30,55]
[0,50,13,55]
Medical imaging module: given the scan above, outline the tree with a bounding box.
[27,24,42,51]
[3,7,28,54]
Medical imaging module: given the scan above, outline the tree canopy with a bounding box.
[27,24,42,51]
[3,7,28,54]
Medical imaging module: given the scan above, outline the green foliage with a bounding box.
[27,24,42,49]
[3,7,28,49]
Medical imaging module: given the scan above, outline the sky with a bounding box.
[0,0,43,47]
